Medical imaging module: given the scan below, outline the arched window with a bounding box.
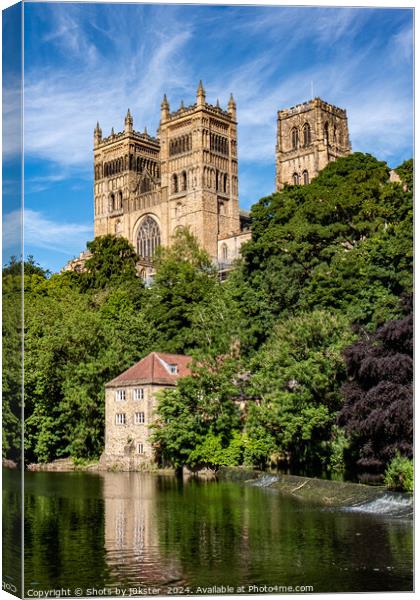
[291,127,299,150]
[118,190,123,209]
[181,171,187,191]
[324,122,329,145]
[137,216,161,260]
[293,172,300,185]
[303,123,311,147]
[303,170,309,185]
[223,174,228,193]
[172,174,178,194]
[109,193,115,211]
[221,243,228,262]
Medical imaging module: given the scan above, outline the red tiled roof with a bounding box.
[105,352,192,387]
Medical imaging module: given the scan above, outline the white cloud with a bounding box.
[3,209,92,255]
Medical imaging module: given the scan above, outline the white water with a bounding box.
[346,493,413,517]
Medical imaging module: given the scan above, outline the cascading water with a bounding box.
[345,492,413,518]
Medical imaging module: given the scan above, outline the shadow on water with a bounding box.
[6,470,413,595]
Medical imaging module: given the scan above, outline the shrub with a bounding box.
[384,453,413,493]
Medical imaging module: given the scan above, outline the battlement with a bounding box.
[98,128,159,147]
[278,97,347,119]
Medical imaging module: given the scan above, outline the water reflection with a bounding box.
[16,471,413,595]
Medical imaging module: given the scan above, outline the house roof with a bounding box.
[105,352,192,388]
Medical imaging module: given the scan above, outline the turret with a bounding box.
[94,121,102,147]
[124,108,133,133]
[160,93,170,122]
[196,80,206,107]
[228,93,236,119]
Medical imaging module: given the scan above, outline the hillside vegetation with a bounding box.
[2,153,413,485]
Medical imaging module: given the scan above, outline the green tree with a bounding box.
[145,228,222,354]
[245,310,355,471]
[236,153,412,349]
[151,354,242,471]
[81,234,141,290]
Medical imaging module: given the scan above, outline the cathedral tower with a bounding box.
[158,81,240,260]
[275,97,351,190]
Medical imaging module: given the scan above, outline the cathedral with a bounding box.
[91,82,251,279]
[65,85,351,275]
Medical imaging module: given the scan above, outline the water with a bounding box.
[3,470,413,596]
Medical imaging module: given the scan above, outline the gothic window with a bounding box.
[303,170,309,185]
[137,216,161,260]
[293,172,300,185]
[291,127,298,150]
[118,190,123,208]
[303,123,311,147]
[181,171,187,191]
[109,193,115,211]
[172,174,178,194]
[324,122,329,145]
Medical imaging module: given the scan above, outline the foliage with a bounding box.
[236,153,412,349]
[81,234,141,290]
[146,228,235,354]
[151,355,242,470]
[384,453,413,493]
[23,256,154,463]
[244,310,355,470]
[338,299,413,473]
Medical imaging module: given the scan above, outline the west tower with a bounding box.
[275,97,351,190]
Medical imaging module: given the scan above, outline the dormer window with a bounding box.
[168,364,178,375]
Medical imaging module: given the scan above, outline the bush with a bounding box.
[384,453,413,492]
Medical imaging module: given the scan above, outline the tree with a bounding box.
[81,234,141,290]
[245,310,355,471]
[23,270,154,463]
[144,228,222,354]
[235,153,412,350]
[151,354,242,471]
[338,298,413,474]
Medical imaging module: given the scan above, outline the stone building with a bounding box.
[93,82,251,279]
[275,97,351,190]
[102,352,191,469]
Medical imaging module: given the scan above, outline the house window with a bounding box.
[221,243,228,261]
[116,389,126,401]
[303,170,309,185]
[135,412,145,424]
[168,364,178,374]
[138,443,144,454]
[115,413,126,425]
[134,388,144,401]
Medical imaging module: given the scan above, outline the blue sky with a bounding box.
[3,2,414,273]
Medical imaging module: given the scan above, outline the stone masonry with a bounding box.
[275,97,351,190]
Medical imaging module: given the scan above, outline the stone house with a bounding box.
[102,352,191,469]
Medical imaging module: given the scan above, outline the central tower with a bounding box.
[159,81,240,260]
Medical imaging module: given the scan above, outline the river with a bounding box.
[2,470,413,595]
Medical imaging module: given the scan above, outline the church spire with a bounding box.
[94,121,102,146]
[196,80,206,107]
[160,93,170,122]
[228,93,236,118]
[124,108,133,133]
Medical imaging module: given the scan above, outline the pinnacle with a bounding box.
[197,80,205,95]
